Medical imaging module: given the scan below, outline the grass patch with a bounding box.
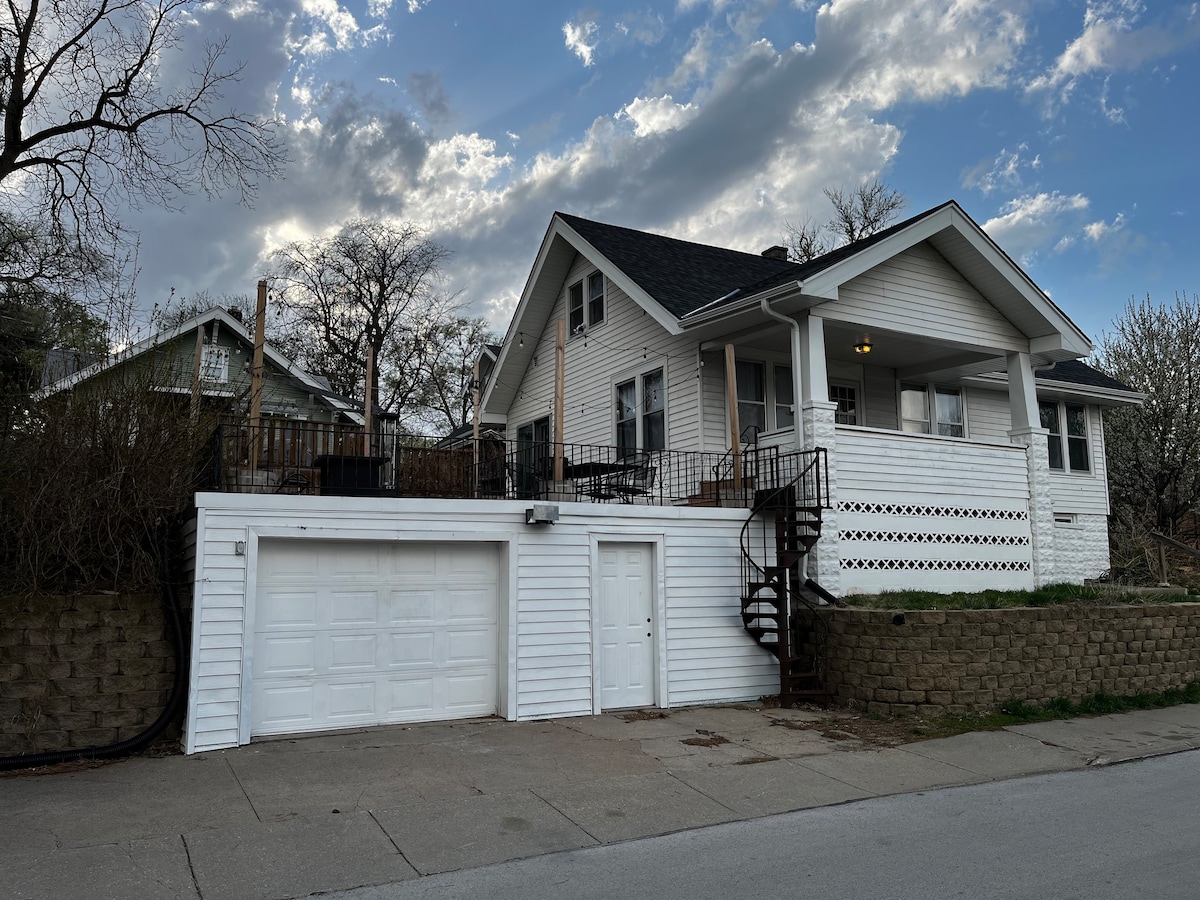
[843,582,1192,611]
[903,681,1200,741]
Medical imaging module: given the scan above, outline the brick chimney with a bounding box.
[761,245,788,261]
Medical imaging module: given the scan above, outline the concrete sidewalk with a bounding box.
[4,702,1200,900]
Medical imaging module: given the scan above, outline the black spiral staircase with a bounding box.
[739,448,837,706]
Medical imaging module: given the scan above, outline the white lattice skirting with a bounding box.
[840,501,1028,521]
[841,558,1032,572]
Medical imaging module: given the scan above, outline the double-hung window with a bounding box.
[569,272,606,335]
[829,383,858,426]
[616,368,665,457]
[568,282,585,334]
[199,345,229,383]
[735,360,796,438]
[1039,401,1090,472]
[901,383,965,437]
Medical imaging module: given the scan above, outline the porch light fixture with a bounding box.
[853,339,872,354]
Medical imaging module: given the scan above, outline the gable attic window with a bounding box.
[200,345,229,383]
[587,272,605,326]
[569,281,584,333]
[569,272,606,335]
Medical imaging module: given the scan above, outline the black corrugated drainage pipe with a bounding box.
[0,524,190,773]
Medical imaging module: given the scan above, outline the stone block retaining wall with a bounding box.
[0,594,175,756]
[826,604,1200,716]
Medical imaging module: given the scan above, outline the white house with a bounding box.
[484,200,1141,595]
[181,201,1141,754]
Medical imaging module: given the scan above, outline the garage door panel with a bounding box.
[257,635,316,676]
[327,681,376,718]
[445,672,494,711]
[388,589,436,623]
[389,631,436,667]
[256,684,315,727]
[251,540,500,738]
[446,629,497,665]
[446,588,497,623]
[324,545,382,578]
[258,592,317,628]
[328,634,378,670]
[328,591,379,625]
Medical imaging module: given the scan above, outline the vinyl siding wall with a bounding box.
[830,242,1027,351]
[505,254,702,452]
[184,494,774,753]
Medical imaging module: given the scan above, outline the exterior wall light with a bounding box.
[854,340,873,354]
[525,504,559,525]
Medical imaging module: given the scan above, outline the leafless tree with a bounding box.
[0,0,285,257]
[783,179,906,262]
[270,219,457,418]
[383,314,497,435]
[1094,292,1200,544]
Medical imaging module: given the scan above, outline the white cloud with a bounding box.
[1084,211,1127,241]
[406,0,431,11]
[290,0,389,58]
[618,95,697,137]
[1028,1,1200,110]
[962,144,1040,195]
[564,17,601,67]
[981,192,1091,264]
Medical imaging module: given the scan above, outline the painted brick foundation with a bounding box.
[0,594,176,756]
[825,604,1200,716]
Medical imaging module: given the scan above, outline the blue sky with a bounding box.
[126,0,1200,347]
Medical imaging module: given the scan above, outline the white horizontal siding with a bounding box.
[185,493,761,753]
[965,387,1012,442]
[506,255,701,452]
[862,365,897,430]
[834,427,1035,594]
[829,242,1027,352]
[1048,404,1110,515]
[836,427,1030,504]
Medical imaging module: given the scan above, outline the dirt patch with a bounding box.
[680,729,731,748]
[621,710,670,723]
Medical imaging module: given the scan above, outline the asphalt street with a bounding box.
[327,750,1200,900]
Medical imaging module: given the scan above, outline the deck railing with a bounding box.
[204,421,820,508]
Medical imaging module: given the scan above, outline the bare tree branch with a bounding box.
[782,179,906,262]
[0,0,286,254]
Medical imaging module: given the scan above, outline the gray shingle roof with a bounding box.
[1036,359,1135,393]
[556,201,958,319]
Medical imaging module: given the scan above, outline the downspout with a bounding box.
[760,297,805,449]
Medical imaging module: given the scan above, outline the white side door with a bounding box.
[597,541,655,710]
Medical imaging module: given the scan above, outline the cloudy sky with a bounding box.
[126,0,1200,346]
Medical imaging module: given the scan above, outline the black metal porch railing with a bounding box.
[204,421,822,508]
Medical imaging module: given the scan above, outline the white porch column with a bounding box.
[1006,351,1055,586]
[797,315,840,596]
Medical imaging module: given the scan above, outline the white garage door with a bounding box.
[251,540,500,737]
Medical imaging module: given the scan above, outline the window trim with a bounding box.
[587,271,605,327]
[568,281,584,335]
[829,380,860,426]
[615,366,666,456]
[898,381,967,438]
[732,357,797,437]
[1039,399,1091,474]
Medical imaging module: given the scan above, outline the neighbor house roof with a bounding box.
[38,307,369,420]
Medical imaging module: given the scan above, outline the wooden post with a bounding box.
[362,342,375,457]
[189,324,205,427]
[248,280,268,471]
[472,355,481,495]
[725,343,741,479]
[554,318,565,482]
